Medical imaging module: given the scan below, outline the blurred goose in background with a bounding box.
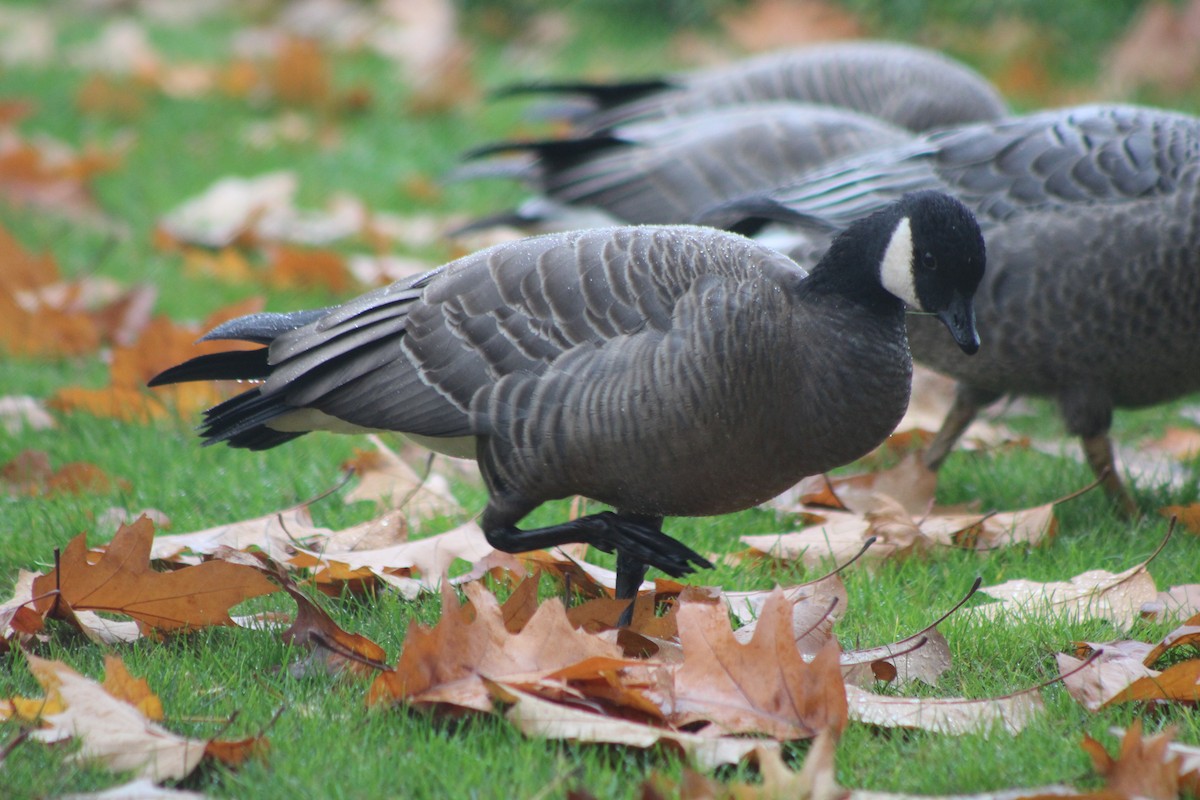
[698,103,1200,515]
[151,192,984,618]
[499,39,1008,134]
[450,103,913,234]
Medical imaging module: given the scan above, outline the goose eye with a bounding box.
[922,251,938,272]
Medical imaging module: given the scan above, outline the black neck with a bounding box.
[802,206,905,312]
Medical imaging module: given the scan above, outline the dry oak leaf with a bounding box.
[0,394,54,434]
[662,587,848,739]
[292,519,494,598]
[32,515,279,633]
[24,654,264,782]
[774,454,938,516]
[0,569,45,651]
[1082,721,1191,800]
[235,554,389,678]
[1056,651,1160,712]
[1105,659,1200,706]
[342,435,463,521]
[149,505,333,566]
[845,682,1043,736]
[368,580,625,712]
[967,555,1159,631]
[492,683,777,771]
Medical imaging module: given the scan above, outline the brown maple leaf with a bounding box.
[1082,721,1187,800]
[368,581,625,712]
[32,515,279,633]
[665,587,847,739]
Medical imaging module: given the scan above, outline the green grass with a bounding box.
[3,3,1200,799]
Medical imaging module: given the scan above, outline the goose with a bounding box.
[697,103,1200,515]
[150,192,985,615]
[499,40,1008,134]
[450,103,913,234]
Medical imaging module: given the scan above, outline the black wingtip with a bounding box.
[694,195,839,237]
[490,78,673,109]
[148,349,270,388]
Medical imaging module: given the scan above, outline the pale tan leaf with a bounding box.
[1056,652,1159,712]
[495,684,774,770]
[845,683,1043,736]
[71,611,143,645]
[841,628,952,689]
[0,395,54,434]
[158,172,297,248]
[343,435,462,521]
[26,654,205,782]
[295,520,493,595]
[149,505,332,565]
[968,561,1158,630]
[59,778,212,800]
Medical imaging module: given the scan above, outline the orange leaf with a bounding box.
[32,516,279,633]
[267,245,349,293]
[1106,659,1200,705]
[101,655,164,721]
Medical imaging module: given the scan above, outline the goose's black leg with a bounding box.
[1080,434,1137,518]
[614,517,655,627]
[481,500,710,580]
[923,383,1000,470]
[1060,387,1137,518]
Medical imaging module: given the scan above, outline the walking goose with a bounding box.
[698,103,1200,515]
[151,192,984,612]
[500,40,1008,134]
[451,103,913,233]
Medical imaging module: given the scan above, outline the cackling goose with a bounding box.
[451,103,913,233]
[151,192,985,613]
[699,103,1200,515]
[501,40,1008,134]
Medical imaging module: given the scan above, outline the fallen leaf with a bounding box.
[53,299,265,422]
[0,395,54,434]
[342,436,463,521]
[26,654,205,781]
[32,516,279,633]
[292,519,495,598]
[719,0,863,52]
[57,778,212,800]
[149,505,332,566]
[1083,721,1188,800]
[368,581,625,712]
[1103,0,1200,95]
[1057,651,1159,712]
[845,683,1043,736]
[664,588,847,739]
[967,542,1162,630]
[1105,659,1200,706]
[493,684,775,770]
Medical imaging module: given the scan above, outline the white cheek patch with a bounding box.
[879,216,919,308]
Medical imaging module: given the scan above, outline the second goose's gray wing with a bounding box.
[714,104,1200,235]
[540,104,913,224]
[583,41,1008,132]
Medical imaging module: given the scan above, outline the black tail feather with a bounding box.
[148,348,270,387]
[491,78,672,110]
[463,134,627,169]
[200,388,299,450]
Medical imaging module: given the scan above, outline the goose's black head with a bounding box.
[876,190,985,354]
